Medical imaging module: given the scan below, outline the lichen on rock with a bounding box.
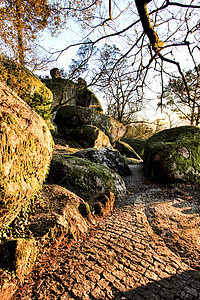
[72,147,132,176]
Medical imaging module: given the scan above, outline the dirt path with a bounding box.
[13,165,200,299]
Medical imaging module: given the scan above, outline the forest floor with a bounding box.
[12,165,200,299]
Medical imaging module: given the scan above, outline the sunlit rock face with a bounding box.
[70,125,111,149]
[0,82,54,230]
[143,126,200,183]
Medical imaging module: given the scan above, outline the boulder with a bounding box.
[70,125,111,149]
[47,154,127,202]
[121,138,146,158]
[144,126,200,183]
[28,184,92,244]
[54,106,126,143]
[114,140,142,160]
[0,82,54,230]
[73,147,132,176]
[0,56,53,123]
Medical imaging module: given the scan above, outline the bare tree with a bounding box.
[0,0,101,69]
[93,44,143,124]
[160,64,200,125]
[54,0,200,116]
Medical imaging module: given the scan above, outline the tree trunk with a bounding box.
[15,1,25,65]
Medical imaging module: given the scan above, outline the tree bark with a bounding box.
[15,1,25,65]
[135,0,163,51]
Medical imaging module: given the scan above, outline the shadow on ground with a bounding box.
[113,270,200,300]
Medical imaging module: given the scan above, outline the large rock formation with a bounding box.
[144,126,200,183]
[47,154,127,202]
[43,72,103,113]
[54,106,126,143]
[0,82,54,230]
[73,147,132,176]
[0,56,53,123]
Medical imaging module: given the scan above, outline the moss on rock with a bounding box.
[144,126,200,183]
[0,238,37,280]
[72,147,132,176]
[47,154,127,202]
[0,82,54,230]
[0,56,53,123]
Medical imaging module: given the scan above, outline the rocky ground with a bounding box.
[12,165,200,299]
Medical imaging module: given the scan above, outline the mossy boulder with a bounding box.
[70,125,111,149]
[47,154,127,203]
[0,82,54,230]
[143,126,200,183]
[114,140,142,161]
[54,106,126,143]
[121,138,146,158]
[73,147,132,176]
[0,56,53,122]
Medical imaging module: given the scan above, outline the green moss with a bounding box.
[0,112,53,229]
[144,126,200,183]
[49,154,121,197]
[0,238,37,282]
[0,56,53,123]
